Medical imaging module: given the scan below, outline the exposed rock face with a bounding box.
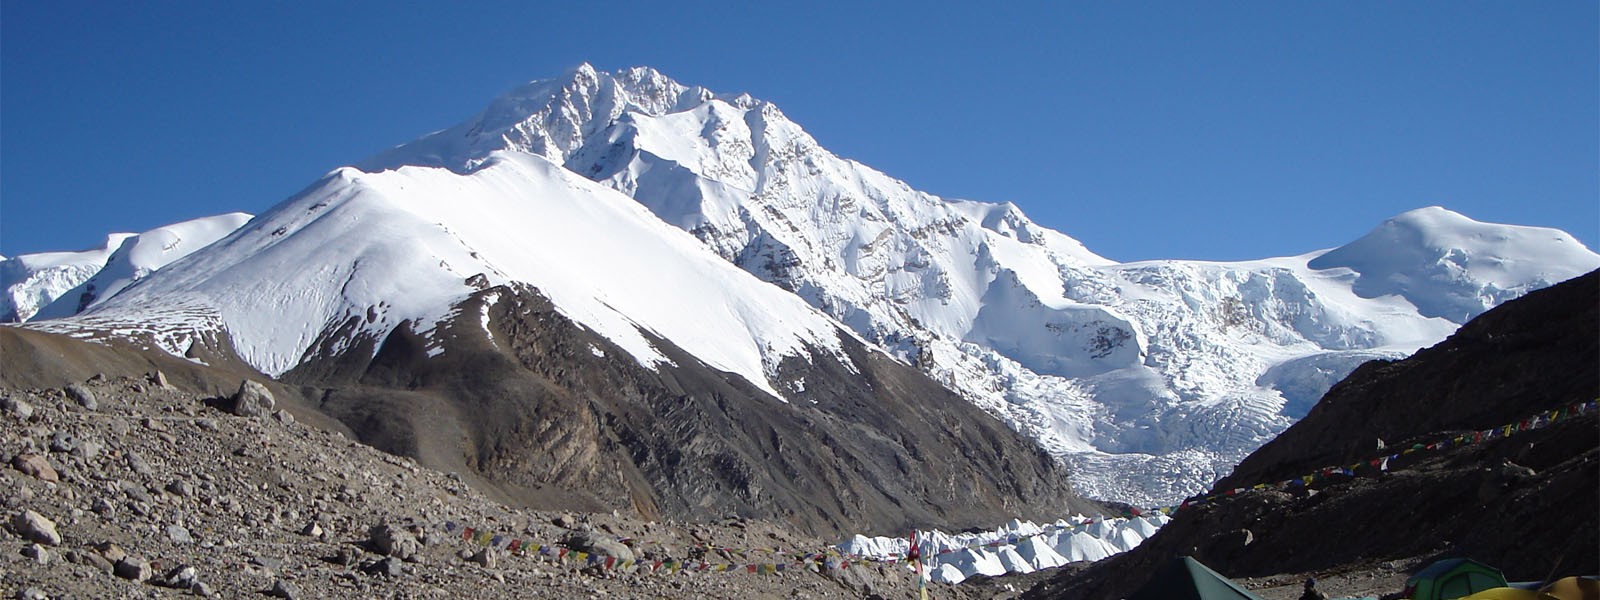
[289,283,1094,536]
[1023,270,1600,600]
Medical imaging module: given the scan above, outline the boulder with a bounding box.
[66,383,97,411]
[114,555,153,581]
[9,510,61,545]
[368,523,421,561]
[561,528,635,562]
[12,454,60,483]
[230,380,275,417]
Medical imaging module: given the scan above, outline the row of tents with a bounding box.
[1127,556,1597,600]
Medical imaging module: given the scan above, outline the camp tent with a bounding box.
[1539,576,1600,600]
[1405,558,1509,600]
[1458,588,1541,600]
[1127,556,1264,600]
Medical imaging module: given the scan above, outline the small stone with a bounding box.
[114,555,153,581]
[91,496,116,515]
[66,383,97,411]
[10,510,62,545]
[65,548,115,573]
[160,564,199,588]
[12,454,60,483]
[273,410,295,426]
[332,545,361,566]
[300,521,324,537]
[126,451,154,477]
[120,480,153,503]
[167,523,193,544]
[49,432,77,453]
[72,439,103,461]
[3,396,34,421]
[230,380,276,417]
[94,541,127,563]
[14,588,48,600]
[166,479,193,497]
[468,547,498,568]
[153,370,173,389]
[362,556,404,577]
[268,578,301,599]
[191,581,214,597]
[21,543,50,564]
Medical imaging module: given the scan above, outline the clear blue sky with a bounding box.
[3,2,1596,261]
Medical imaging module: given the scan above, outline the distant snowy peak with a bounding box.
[3,213,250,322]
[1309,206,1599,322]
[363,64,757,172]
[1,234,131,322]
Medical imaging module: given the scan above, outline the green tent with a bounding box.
[1127,556,1264,600]
[1404,558,1508,600]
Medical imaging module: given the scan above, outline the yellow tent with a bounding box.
[1458,578,1600,600]
[1458,588,1540,600]
[1540,577,1600,600]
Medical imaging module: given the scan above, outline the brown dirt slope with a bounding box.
[278,282,1099,538]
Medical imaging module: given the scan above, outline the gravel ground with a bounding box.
[1,375,954,599]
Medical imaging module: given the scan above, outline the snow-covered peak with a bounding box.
[1308,206,1599,322]
[69,152,853,399]
[362,65,731,172]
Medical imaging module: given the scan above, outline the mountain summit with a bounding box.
[19,66,1600,508]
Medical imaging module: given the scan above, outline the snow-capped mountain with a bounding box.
[62,159,853,393]
[2,213,250,322]
[20,65,1599,508]
[24,136,1086,534]
[361,64,1600,505]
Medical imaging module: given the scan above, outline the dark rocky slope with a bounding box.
[282,283,1098,537]
[1025,270,1599,600]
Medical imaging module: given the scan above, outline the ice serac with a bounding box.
[350,65,1600,506]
